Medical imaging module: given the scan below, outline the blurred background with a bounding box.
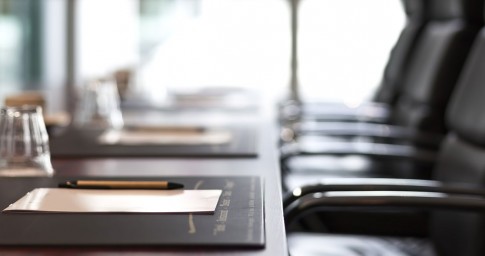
[0,0,404,112]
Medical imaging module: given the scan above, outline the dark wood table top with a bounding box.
[0,107,288,255]
[50,109,260,158]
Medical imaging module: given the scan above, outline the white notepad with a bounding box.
[98,129,232,145]
[3,188,222,213]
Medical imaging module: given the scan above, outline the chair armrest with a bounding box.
[284,191,485,227]
[283,178,485,208]
[301,103,391,122]
[279,140,438,168]
[292,122,444,148]
[279,100,391,123]
[279,99,390,110]
[302,102,389,115]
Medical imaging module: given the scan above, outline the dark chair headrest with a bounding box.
[428,0,484,24]
[402,0,427,20]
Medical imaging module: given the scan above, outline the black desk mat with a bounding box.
[0,176,264,248]
[49,125,257,158]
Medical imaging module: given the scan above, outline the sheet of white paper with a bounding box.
[98,129,232,145]
[3,188,222,213]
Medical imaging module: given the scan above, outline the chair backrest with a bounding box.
[430,24,485,256]
[373,0,428,105]
[392,0,484,134]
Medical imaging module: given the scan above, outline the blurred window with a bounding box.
[133,0,404,103]
[0,0,404,104]
[0,0,43,95]
[298,0,405,104]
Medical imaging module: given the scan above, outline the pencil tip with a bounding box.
[169,183,184,189]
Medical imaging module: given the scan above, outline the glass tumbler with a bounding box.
[73,78,124,130]
[0,106,54,177]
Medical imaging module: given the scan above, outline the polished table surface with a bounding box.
[0,104,288,255]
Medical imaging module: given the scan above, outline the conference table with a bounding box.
[0,98,288,255]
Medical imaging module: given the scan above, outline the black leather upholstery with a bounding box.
[282,0,485,190]
[361,0,483,134]
[429,0,484,23]
[429,61,485,255]
[392,13,481,134]
[286,2,485,254]
[288,233,435,256]
[287,117,485,255]
[429,135,485,256]
[287,130,485,256]
[374,0,428,105]
[446,30,485,147]
[288,0,483,137]
[279,0,427,124]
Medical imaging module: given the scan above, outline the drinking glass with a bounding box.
[73,78,124,130]
[0,106,54,177]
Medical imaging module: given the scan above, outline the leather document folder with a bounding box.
[0,176,264,248]
[50,126,257,158]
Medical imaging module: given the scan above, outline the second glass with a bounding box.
[73,78,124,130]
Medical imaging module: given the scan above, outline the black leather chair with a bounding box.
[280,0,485,191]
[283,12,485,255]
[281,0,483,150]
[280,0,428,125]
